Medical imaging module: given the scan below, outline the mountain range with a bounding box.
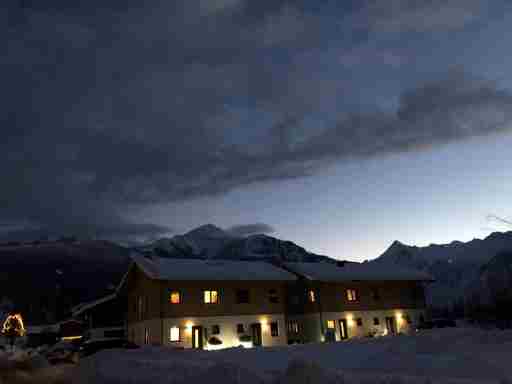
[2,224,512,325]
[372,231,512,307]
[137,224,333,263]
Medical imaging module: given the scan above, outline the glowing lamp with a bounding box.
[2,313,26,337]
[260,317,269,332]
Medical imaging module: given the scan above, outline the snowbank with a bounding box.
[74,328,512,384]
[0,349,73,384]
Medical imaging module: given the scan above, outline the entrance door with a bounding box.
[385,317,396,335]
[338,319,348,340]
[251,323,262,346]
[192,326,203,349]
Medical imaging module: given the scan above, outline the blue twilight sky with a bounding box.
[2,1,512,261]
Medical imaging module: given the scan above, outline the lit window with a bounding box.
[346,289,358,302]
[204,290,219,304]
[326,320,335,329]
[169,291,181,304]
[308,290,316,303]
[144,328,150,344]
[170,326,180,342]
[270,322,279,337]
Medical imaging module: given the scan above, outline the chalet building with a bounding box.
[118,255,297,349]
[283,262,432,343]
[121,254,432,349]
[72,293,126,340]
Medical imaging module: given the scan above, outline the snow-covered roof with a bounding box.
[283,261,433,282]
[130,253,297,281]
[72,293,117,317]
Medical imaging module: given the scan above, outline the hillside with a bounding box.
[372,231,512,307]
[0,239,130,325]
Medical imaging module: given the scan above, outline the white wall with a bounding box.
[134,314,288,349]
[290,308,425,343]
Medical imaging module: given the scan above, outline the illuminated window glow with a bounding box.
[308,290,316,303]
[203,290,219,304]
[326,320,335,329]
[346,289,358,302]
[169,291,181,304]
[170,326,180,342]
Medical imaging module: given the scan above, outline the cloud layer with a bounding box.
[227,223,276,237]
[2,0,512,240]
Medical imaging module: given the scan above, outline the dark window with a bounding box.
[270,322,279,337]
[371,288,380,301]
[356,318,363,326]
[236,289,250,304]
[413,284,425,301]
[373,317,380,326]
[290,295,299,305]
[404,314,412,324]
[236,324,245,334]
[287,321,299,334]
[268,289,279,303]
[211,325,220,335]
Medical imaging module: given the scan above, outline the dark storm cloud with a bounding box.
[2,0,511,240]
[353,0,486,33]
[227,223,276,237]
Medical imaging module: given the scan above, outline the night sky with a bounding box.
[2,0,512,261]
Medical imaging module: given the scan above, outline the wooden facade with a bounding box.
[121,257,430,348]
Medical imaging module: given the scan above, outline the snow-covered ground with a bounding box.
[0,348,74,384]
[74,327,512,384]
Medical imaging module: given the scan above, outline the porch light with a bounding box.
[260,317,269,332]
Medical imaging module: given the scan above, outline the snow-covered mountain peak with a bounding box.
[185,224,230,239]
[138,225,334,263]
[373,231,512,308]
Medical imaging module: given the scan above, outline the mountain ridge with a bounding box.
[372,231,512,307]
[139,224,335,263]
